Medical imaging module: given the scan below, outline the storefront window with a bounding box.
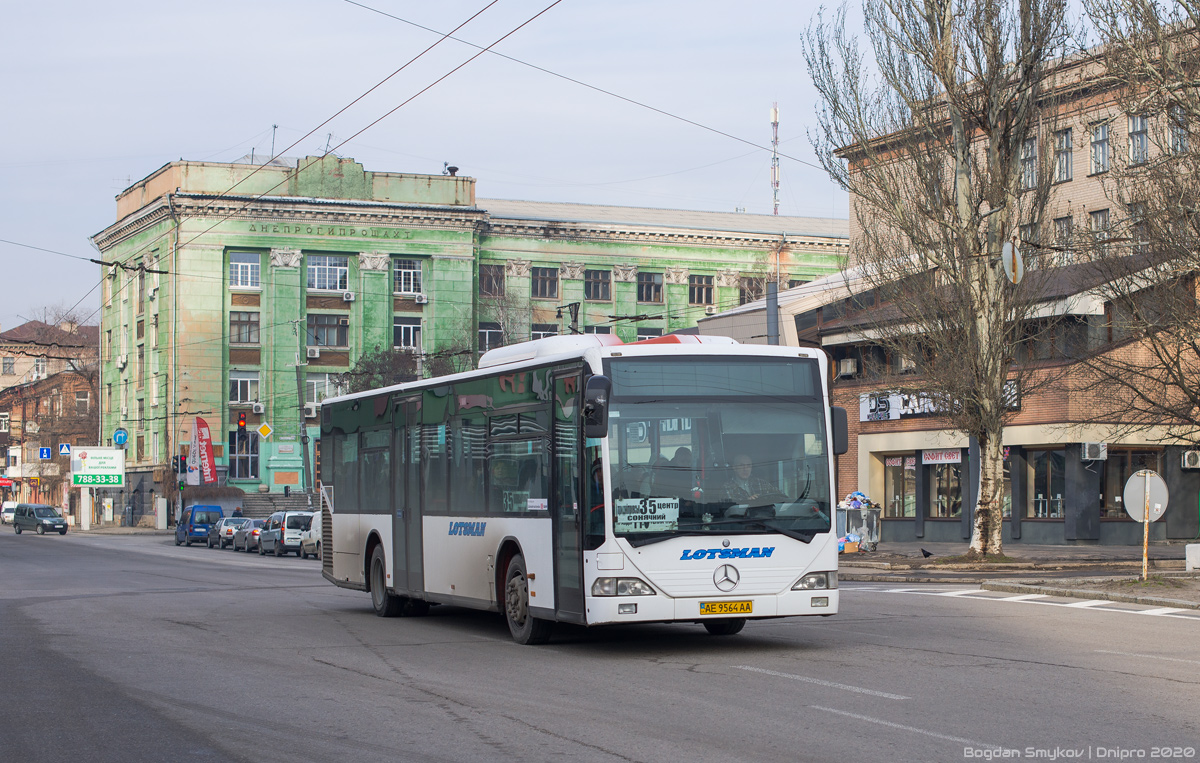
[884,455,916,517]
[1101,449,1161,519]
[929,463,962,518]
[1027,448,1065,518]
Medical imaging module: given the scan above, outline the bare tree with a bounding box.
[1075,1,1200,445]
[805,0,1074,555]
[333,346,421,395]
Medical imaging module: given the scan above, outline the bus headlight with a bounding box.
[792,571,837,590]
[591,578,656,596]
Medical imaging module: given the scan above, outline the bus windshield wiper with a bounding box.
[625,531,707,547]
[703,518,817,543]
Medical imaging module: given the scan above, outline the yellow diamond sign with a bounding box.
[257,422,273,439]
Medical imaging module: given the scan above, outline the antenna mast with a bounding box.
[770,103,780,216]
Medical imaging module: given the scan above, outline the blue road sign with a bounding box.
[39,447,51,460]
[58,443,71,456]
[113,428,129,446]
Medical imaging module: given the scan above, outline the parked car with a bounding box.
[300,514,322,560]
[233,519,266,552]
[208,517,248,549]
[260,510,314,557]
[1,501,16,525]
[13,504,68,535]
[174,505,224,547]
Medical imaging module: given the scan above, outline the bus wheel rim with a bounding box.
[506,575,528,626]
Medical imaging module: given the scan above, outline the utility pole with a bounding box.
[770,103,780,216]
[290,320,313,494]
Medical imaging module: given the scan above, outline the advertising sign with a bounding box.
[922,449,962,465]
[71,448,126,487]
[194,417,217,485]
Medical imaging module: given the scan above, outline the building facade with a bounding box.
[0,321,98,394]
[91,155,847,517]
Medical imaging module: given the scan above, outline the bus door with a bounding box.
[392,396,423,595]
[551,371,585,621]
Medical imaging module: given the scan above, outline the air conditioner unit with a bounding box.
[117,355,127,369]
[1082,442,1108,461]
[148,287,158,300]
[1182,450,1200,469]
[704,305,717,316]
[414,294,429,304]
[303,402,318,418]
[342,291,355,302]
[120,405,128,417]
[252,402,265,414]
[837,358,858,377]
[306,347,321,359]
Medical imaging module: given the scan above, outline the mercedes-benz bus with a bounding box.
[318,334,847,644]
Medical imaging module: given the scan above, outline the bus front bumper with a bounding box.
[584,589,838,626]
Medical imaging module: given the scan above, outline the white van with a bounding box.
[1,501,17,525]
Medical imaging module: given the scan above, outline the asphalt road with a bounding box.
[2,530,1198,763]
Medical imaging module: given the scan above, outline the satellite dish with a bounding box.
[1001,241,1024,285]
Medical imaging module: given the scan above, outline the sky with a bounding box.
[0,0,846,330]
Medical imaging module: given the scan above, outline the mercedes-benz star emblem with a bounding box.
[714,564,740,592]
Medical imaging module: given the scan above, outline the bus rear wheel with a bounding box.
[504,554,552,645]
[703,618,746,636]
[370,545,403,617]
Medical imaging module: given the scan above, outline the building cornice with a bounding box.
[480,217,849,251]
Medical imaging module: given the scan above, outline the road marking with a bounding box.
[1095,650,1200,666]
[1137,607,1184,616]
[810,706,994,748]
[1000,594,1046,601]
[733,666,910,700]
[1065,599,1106,608]
[936,589,979,597]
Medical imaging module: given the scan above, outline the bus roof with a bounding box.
[321,335,826,407]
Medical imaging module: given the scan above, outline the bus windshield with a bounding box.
[606,357,832,544]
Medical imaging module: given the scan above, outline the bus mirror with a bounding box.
[831,406,848,455]
[583,376,612,439]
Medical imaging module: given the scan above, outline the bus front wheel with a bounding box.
[370,546,403,617]
[703,618,746,636]
[504,555,552,645]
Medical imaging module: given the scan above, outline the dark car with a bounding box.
[175,505,224,547]
[13,504,68,535]
[233,519,266,552]
[208,517,248,549]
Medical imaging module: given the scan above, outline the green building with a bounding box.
[91,156,846,511]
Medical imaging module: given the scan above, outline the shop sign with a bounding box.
[859,392,939,422]
[884,456,917,469]
[922,449,962,464]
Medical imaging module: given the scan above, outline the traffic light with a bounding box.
[172,455,183,473]
[237,412,247,432]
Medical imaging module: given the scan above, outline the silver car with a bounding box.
[232,519,266,552]
[208,517,249,549]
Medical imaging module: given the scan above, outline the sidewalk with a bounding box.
[840,540,1200,609]
[68,525,174,536]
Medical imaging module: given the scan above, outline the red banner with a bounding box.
[195,416,217,484]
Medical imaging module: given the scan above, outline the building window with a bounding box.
[137,399,145,429]
[1101,449,1161,518]
[136,346,144,389]
[34,358,46,377]
[230,252,261,288]
[637,272,663,303]
[230,311,260,344]
[1019,223,1038,250]
[689,275,714,305]
[884,455,917,518]
[229,371,259,403]
[393,259,422,294]
[1128,113,1149,165]
[739,276,764,306]
[1169,105,1190,155]
[1129,202,1149,254]
[306,314,349,347]
[531,323,558,340]
[1020,136,1037,190]
[478,322,505,353]
[0,413,8,433]
[636,327,663,341]
[583,325,611,334]
[393,317,421,350]
[480,264,505,297]
[584,270,611,301]
[929,462,962,518]
[1053,216,1073,267]
[307,255,349,291]
[1054,128,1072,182]
[2,357,12,375]
[1090,208,1111,254]
[1027,448,1065,518]
[531,267,558,299]
[136,435,145,462]
[306,373,344,404]
[1091,123,1110,174]
[75,390,89,416]
[229,430,259,479]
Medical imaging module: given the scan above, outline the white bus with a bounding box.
[318,334,847,644]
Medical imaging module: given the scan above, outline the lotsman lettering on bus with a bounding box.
[679,547,775,560]
[447,521,486,537]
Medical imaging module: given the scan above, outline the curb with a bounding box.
[843,559,1184,572]
[841,573,985,584]
[980,579,1200,610]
